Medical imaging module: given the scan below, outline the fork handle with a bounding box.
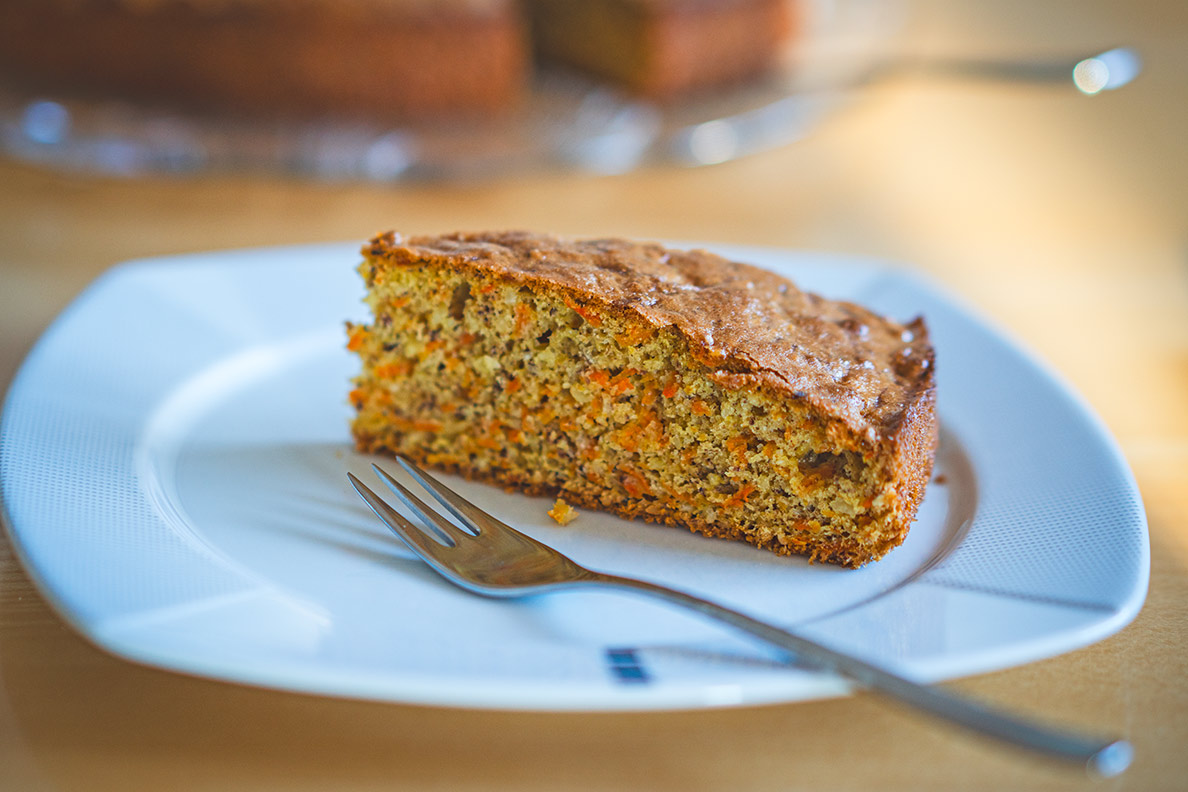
[592,572,1132,777]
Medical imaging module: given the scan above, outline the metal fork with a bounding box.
[349,458,1132,777]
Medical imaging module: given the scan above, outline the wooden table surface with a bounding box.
[2,2,1185,789]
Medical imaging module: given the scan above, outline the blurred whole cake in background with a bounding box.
[528,0,794,100]
[0,0,796,123]
[0,0,528,121]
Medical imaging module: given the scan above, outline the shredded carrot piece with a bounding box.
[609,369,638,395]
[390,416,443,433]
[620,468,652,498]
[347,326,369,352]
[615,325,654,347]
[563,295,602,326]
[506,377,521,394]
[514,303,534,334]
[662,380,679,399]
[726,435,750,465]
[724,482,757,508]
[691,399,712,416]
[373,361,413,379]
[617,424,641,452]
[419,340,445,360]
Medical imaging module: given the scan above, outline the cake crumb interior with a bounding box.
[349,252,923,567]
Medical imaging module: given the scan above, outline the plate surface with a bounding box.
[0,242,1148,710]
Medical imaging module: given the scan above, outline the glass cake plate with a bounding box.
[0,242,1149,710]
[0,1,903,181]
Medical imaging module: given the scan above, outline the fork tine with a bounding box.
[347,473,453,562]
[395,455,525,539]
[371,463,474,545]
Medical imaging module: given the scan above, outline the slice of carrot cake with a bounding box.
[347,231,937,567]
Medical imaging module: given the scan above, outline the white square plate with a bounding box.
[0,242,1148,710]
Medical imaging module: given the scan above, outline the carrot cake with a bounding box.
[526,0,796,99]
[0,0,527,121]
[347,231,937,567]
[1,0,797,121]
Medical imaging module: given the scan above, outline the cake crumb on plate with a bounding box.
[548,498,579,525]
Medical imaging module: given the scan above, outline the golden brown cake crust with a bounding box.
[366,230,936,448]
